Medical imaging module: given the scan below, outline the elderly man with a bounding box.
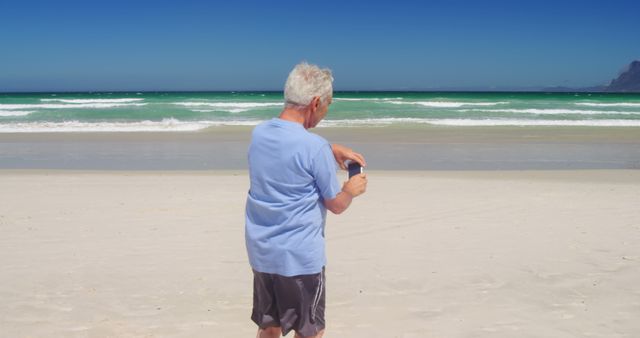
[245,62,368,338]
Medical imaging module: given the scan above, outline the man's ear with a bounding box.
[303,109,313,129]
[311,96,321,112]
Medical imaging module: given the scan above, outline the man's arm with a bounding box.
[324,173,367,214]
[331,144,367,170]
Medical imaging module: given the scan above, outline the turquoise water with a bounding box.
[1,91,640,132]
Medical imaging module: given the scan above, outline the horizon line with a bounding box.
[2,89,634,95]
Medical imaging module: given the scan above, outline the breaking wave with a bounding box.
[173,102,281,108]
[0,118,260,133]
[0,110,36,117]
[457,108,640,115]
[387,101,509,108]
[575,102,640,107]
[0,103,147,109]
[40,98,145,103]
[318,118,640,127]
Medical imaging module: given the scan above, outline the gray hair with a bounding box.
[284,62,334,109]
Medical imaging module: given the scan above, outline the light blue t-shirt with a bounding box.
[245,118,341,276]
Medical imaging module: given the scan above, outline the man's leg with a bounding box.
[274,268,325,338]
[294,329,325,338]
[257,326,281,338]
[253,270,282,337]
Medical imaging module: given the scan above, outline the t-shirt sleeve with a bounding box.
[311,143,341,200]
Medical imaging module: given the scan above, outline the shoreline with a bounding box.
[1,125,639,171]
[1,123,640,138]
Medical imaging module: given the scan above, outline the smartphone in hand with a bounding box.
[348,161,363,178]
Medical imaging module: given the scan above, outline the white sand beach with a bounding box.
[1,170,639,337]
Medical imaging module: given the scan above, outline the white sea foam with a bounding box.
[0,103,147,109]
[423,119,640,127]
[0,118,260,133]
[319,118,420,126]
[3,117,639,132]
[0,110,36,117]
[387,101,509,108]
[458,108,640,115]
[334,97,402,102]
[173,102,281,108]
[334,98,374,101]
[575,102,640,107]
[190,108,249,113]
[40,98,145,103]
[318,118,640,127]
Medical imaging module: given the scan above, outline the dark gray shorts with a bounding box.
[251,267,325,337]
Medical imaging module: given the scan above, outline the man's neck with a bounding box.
[279,108,307,127]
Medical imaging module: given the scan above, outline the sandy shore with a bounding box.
[1,170,639,337]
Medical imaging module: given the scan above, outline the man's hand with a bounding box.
[331,144,367,170]
[324,173,368,214]
[342,173,367,198]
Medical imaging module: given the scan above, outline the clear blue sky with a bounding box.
[1,0,639,92]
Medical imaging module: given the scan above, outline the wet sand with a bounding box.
[1,125,639,170]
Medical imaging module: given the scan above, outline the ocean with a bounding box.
[1,91,640,132]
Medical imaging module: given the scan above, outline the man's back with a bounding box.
[245,118,340,277]
[246,63,367,338]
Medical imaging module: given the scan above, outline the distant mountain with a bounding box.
[605,60,640,92]
[541,85,606,93]
[539,60,640,93]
